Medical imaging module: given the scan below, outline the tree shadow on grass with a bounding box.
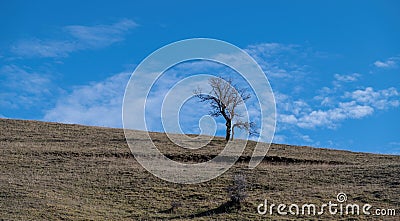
[167,200,240,220]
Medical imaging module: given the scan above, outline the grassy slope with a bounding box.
[0,119,399,220]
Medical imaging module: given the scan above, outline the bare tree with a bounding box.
[194,76,256,141]
[232,120,258,141]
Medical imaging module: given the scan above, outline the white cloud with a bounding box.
[338,101,375,118]
[43,72,130,127]
[11,19,137,58]
[272,134,286,143]
[344,87,399,110]
[277,86,398,130]
[0,65,56,108]
[301,135,313,143]
[334,73,361,82]
[278,114,297,124]
[263,45,400,146]
[295,101,374,129]
[373,56,399,69]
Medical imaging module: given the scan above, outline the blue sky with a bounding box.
[1,1,399,154]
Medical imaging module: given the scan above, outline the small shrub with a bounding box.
[170,201,182,213]
[227,173,247,209]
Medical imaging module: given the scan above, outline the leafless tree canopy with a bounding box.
[194,77,257,141]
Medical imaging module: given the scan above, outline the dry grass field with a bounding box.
[0,118,399,220]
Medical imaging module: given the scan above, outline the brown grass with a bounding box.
[0,118,399,220]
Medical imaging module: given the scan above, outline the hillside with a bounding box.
[0,118,398,220]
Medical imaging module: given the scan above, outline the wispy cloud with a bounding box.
[245,43,298,58]
[11,40,77,58]
[11,19,137,58]
[389,141,400,146]
[245,43,307,80]
[64,19,137,48]
[373,56,399,69]
[0,65,57,109]
[301,135,313,143]
[43,72,130,127]
[334,73,361,82]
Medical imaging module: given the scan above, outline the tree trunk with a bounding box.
[225,119,231,141]
[231,125,235,141]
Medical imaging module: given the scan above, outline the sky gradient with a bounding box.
[1,1,399,154]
